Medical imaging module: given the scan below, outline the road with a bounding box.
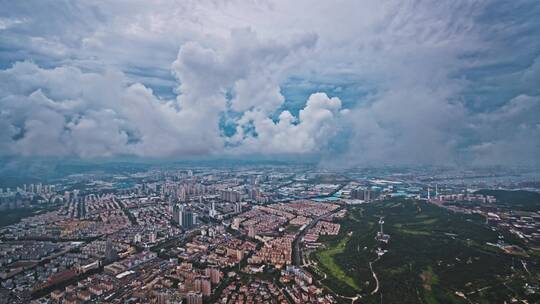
[369,256,380,295]
[292,206,344,266]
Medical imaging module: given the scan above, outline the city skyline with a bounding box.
[1,165,539,303]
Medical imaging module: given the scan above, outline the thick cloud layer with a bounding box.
[0,29,341,158]
[1,0,539,167]
[0,62,224,157]
[229,93,345,154]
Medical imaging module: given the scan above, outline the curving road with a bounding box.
[369,256,380,295]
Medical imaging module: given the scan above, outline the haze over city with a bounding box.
[1,1,540,304]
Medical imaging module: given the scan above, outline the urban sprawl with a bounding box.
[0,166,539,304]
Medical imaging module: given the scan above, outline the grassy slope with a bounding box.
[315,234,361,291]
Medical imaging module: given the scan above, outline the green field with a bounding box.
[311,199,540,304]
[285,224,301,233]
[315,234,361,292]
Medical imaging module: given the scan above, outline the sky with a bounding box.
[0,0,539,167]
